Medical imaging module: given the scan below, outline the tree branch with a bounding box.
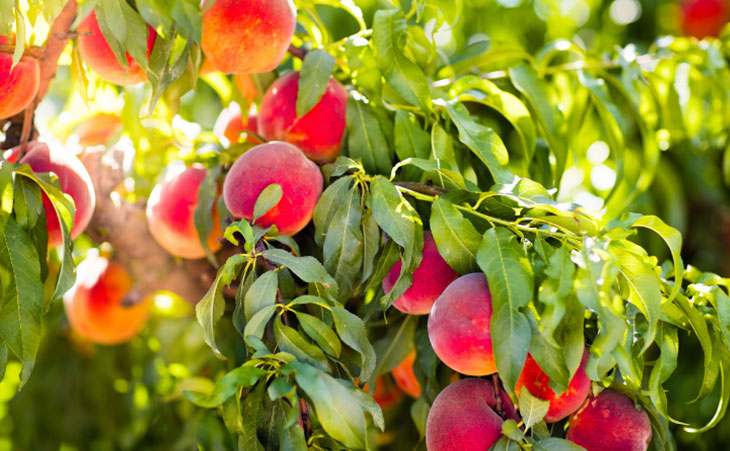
[392,181,447,196]
[288,44,308,60]
[36,0,78,101]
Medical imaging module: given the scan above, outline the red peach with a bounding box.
[146,165,224,259]
[77,11,157,85]
[0,35,40,120]
[258,71,347,164]
[426,378,520,451]
[17,142,96,247]
[64,253,151,345]
[567,389,652,451]
[515,349,591,422]
[219,111,260,144]
[391,349,421,398]
[222,142,323,236]
[201,0,296,74]
[382,231,458,315]
[428,273,496,376]
[681,0,729,38]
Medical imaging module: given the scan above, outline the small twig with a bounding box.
[0,45,45,58]
[16,107,34,159]
[288,44,308,61]
[299,397,312,440]
[392,181,447,196]
[491,374,504,417]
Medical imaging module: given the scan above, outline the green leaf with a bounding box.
[261,249,338,295]
[332,306,376,382]
[674,294,716,403]
[537,245,575,346]
[477,228,533,391]
[508,65,567,186]
[518,387,550,430]
[279,424,307,451]
[289,362,367,449]
[370,176,420,248]
[244,305,277,345]
[171,0,202,43]
[394,111,430,181]
[443,100,514,185]
[295,312,342,357]
[501,419,525,441]
[534,437,587,451]
[372,315,417,377]
[527,311,569,392]
[240,382,266,451]
[648,323,678,419]
[297,49,336,117]
[349,386,385,431]
[323,185,363,294]
[373,8,431,110]
[184,365,266,408]
[274,319,330,371]
[0,217,43,387]
[253,184,283,222]
[313,177,354,246]
[346,98,393,175]
[631,215,683,302]
[614,248,661,351]
[244,271,278,320]
[224,219,255,250]
[194,166,220,265]
[196,254,247,359]
[430,197,481,274]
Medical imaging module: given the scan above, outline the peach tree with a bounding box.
[1,0,730,449]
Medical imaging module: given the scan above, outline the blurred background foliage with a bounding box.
[2,0,730,449]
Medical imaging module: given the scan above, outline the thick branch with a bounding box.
[392,181,447,196]
[0,45,45,58]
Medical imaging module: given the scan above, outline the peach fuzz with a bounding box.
[77,11,157,86]
[259,71,347,164]
[426,378,519,451]
[74,113,123,147]
[146,165,224,259]
[64,253,151,345]
[223,142,323,236]
[567,389,652,451]
[201,0,296,74]
[382,231,458,315]
[515,349,591,422]
[391,349,421,398]
[681,0,728,38]
[427,273,496,376]
[14,142,96,247]
[0,35,40,120]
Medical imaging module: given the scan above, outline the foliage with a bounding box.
[2,0,730,449]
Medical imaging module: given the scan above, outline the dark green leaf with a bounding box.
[518,387,550,430]
[323,185,363,294]
[244,271,278,320]
[185,365,265,408]
[253,184,283,222]
[346,98,393,175]
[297,49,336,117]
[332,306,376,382]
[430,197,481,274]
[194,165,220,265]
[313,177,354,246]
[274,319,329,371]
[295,312,342,357]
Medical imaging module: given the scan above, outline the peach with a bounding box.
[426,378,519,451]
[16,142,96,247]
[391,349,421,398]
[77,11,157,85]
[515,349,591,422]
[382,231,458,315]
[220,111,260,144]
[258,71,347,164]
[64,253,151,345]
[567,389,652,451]
[0,35,40,120]
[428,273,496,376]
[222,142,323,236]
[146,165,224,259]
[235,74,262,102]
[681,0,728,38]
[201,0,296,74]
[74,113,123,147]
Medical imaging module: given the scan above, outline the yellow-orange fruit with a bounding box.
[0,35,40,120]
[74,113,123,147]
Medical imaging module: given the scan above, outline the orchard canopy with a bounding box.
[2,0,730,449]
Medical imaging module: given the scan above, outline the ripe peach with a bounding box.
[0,35,40,120]
[258,71,347,164]
[64,253,151,345]
[364,376,404,410]
[201,0,296,74]
[427,273,496,376]
[222,142,323,236]
[382,231,458,315]
[391,349,421,398]
[515,349,591,422]
[74,113,123,147]
[567,389,652,451]
[16,142,96,247]
[77,11,157,85]
[146,165,224,259]
[426,378,519,451]
[220,111,260,144]
[681,0,728,38]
